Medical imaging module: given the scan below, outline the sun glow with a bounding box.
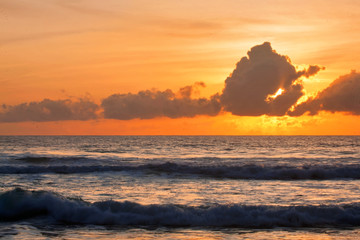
[266,88,284,102]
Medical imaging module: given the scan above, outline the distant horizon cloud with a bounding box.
[101,82,221,120]
[1,42,358,122]
[0,98,99,122]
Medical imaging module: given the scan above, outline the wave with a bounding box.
[2,161,360,180]
[1,188,360,228]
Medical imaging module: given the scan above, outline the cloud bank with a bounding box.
[0,98,99,122]
[1,42,359,122]
[290,71,360,116]
[101,82,221,120]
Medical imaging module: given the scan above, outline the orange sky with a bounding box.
[1,0,360,135]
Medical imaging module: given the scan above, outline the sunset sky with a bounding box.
[1,0,360,135]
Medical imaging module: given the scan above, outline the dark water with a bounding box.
[0,136,359,239]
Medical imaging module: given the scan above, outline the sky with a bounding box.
[1,0,360,135]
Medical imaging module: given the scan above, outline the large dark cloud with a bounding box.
[220,42,321,116]
[101,82,221,120]
[0,98,99,122]
[289,71,360,116]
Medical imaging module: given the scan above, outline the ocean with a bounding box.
[0,135,360,239]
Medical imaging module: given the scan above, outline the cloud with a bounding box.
[220,42,322,116]
[0,98,99,122]
[101,82,221,120]
[7,42,356,123]
[300,65,325,78]
[289,71,360,116]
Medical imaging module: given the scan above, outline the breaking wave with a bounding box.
[2,160,360,180]
[1,188,360,228]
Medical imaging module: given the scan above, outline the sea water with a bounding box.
[0,136,359,239]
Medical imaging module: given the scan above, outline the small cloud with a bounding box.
[177,81,206,98]
[298,65,325,78]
